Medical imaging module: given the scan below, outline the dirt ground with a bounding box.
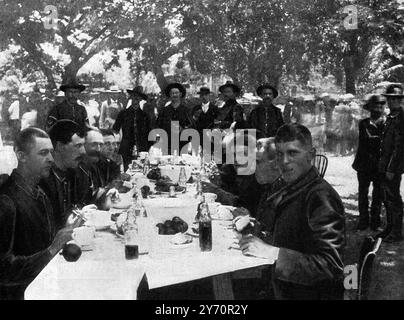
[325,153,404,300]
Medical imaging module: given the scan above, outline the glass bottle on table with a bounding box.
[178,166,187,190]
[123,208,139,259]
[198,195,212,252]
[143,154,150,176]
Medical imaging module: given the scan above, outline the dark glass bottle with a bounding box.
[198,196,212,252]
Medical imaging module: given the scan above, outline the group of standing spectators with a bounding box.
[352,84,404,243]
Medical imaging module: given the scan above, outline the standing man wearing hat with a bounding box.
[248,84,284,139]
[352,94,386,231]
[192,87,218,142]
[157,83,194,155]
[213,81,245,131]
[46,80,88,130]
[99,86,123,129]
[113,87,151,171]
[378,84,404,242]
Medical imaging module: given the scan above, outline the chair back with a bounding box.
[358,236,382,300]
[313,154,328,178]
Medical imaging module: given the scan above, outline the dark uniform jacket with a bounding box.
[378,110,404,175]
[213,99,245,130]
[157,103,194,153]
[46,100,88,130]
[202,164,266,217]
[0,170,56,300]
[352,118,384,173]
[248,103,284,139]
[258,167,345,300]
[113,105,151,156]
[192,102,218,134]
[40,165,95,230]
[85,155,121,189]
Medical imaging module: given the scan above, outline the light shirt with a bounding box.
[201,102,210,113]
[8,100,20,120]
[21,110,38,130]
[126,99,146,110]
[86,100,100,126]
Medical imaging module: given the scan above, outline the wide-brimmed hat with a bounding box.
[197,87,211,95]
[256,84,278,98]
[219,81,241,95]
[60,79,86,92]
[127,86,148,100]
[106,85,121,93]
[382,84,404,98]
[164,83,186,98]
[363,94,386,111]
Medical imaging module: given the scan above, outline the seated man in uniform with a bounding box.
[40,120,115,230]
[100,129,124,170]
[0,128,82,299]
[83,129,121,189]
[238,124,345,300]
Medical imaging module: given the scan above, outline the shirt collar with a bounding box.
[11,170,44,200]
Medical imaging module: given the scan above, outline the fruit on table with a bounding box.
[156,217,189,235]
[61,243,82,262]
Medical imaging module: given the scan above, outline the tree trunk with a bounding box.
[344,56,356,94]
[62,62,81,83]
[153,63,168,91]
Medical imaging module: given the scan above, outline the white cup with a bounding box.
[139,152,148,160]
[72,226,96,249]
[207,202,220,215]
[204,193,217,203]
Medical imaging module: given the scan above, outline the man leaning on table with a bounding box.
[0,128,82,300]
[40,120,116,230]
[238,123,345,300]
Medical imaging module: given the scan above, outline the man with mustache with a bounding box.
[248,84,284,139]
[40,120,111,229]
[46,79,88,131]
[238,124,345,300]
[213,82,246,131]
[0,128,82,299]
[83,129,120,189]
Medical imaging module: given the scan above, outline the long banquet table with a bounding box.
[25,170,275,300]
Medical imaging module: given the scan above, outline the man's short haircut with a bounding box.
[14,127,49,153]
[48,120,85,147]
[85,128,101,138]
[100,129,115,137]
[275,124,313,148]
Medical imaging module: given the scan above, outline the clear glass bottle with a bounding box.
[132,145,138,159]
[143,154,150,175]
[178,166,187,189]
[123,209,139,259]
[198,196,212,252]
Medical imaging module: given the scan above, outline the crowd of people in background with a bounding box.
[0,82,365,158]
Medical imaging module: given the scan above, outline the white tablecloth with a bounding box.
[25,174,274,300]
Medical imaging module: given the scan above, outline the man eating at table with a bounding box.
[239,123,345,300]
[0,128,82,300]
[40,120,115,230]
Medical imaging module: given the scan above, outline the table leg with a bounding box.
[212,274,234,300]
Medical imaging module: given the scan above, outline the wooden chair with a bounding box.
[313,154,328,178]
[357,236,382,300]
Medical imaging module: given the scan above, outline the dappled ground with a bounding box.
[325,153,404,300]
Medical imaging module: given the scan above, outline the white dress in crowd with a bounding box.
[20,110,38,130]
[85,99,100,126]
